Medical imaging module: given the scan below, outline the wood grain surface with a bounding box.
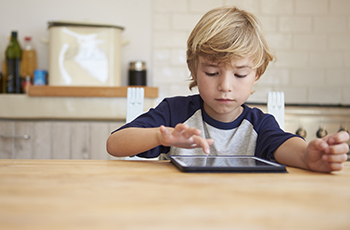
[0,159,349,230]
[28,86,159,98]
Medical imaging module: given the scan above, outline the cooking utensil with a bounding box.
[268,91,285,130]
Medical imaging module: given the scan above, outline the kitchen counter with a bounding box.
[0,86,159,120]
[0,159,349,229]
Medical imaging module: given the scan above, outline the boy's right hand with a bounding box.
[158,124,214,154]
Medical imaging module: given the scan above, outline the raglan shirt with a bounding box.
[114,94,299,160]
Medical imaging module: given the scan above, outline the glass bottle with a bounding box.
[6,31,22,93]
[21,36,37,84]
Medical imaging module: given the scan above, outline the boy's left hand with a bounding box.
[305,131,349,172]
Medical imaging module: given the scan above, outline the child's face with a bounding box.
[196,56,258,123]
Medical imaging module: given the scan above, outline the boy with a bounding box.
[107,6,349,173]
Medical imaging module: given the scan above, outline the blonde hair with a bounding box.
[187,6,274,89]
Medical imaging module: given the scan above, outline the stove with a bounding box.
[284,105,350,142]
[249,104,350,158]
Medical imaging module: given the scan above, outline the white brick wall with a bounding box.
[279,17,313,32]
[153,0,187,12]
[295,0,328,14]
[331,0,350,14]
[345,52,350,67]
[293,35,327,50]
[189,0,224,13]
[152,0,350,105]
[261,0,294,15]
[314,17,348,32]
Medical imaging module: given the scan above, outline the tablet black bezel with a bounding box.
[169,155,287,173]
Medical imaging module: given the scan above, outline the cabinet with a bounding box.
[0,86,159,159]
[0,120,125,160]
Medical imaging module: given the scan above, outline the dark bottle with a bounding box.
[0,71,3,93]
[6,31,22,93]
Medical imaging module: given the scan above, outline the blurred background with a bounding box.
[0,0,349,160]
[0,0,152,87]
[0,0,349,104]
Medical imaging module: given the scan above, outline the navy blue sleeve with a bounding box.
[111,95,202,158]
[112,99,172,158]
[254,112,300,161]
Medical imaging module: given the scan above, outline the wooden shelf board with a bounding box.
[28,86,158,98]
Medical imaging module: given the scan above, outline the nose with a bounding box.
[217,74,232,92]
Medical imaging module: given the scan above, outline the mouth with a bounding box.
[215,98,234,103]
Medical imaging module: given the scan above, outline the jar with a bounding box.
[34,69,48,85]
[128,61,146,86]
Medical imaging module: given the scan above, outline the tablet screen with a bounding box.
[169,155,287,173]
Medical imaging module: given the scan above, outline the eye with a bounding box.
[205,72,218,77]
[235,74,246,78]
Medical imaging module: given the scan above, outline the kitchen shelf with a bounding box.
[28,86,158,98]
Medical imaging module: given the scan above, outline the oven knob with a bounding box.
[296,127,307,138]
[338,126,349,133]
[316,127,328,138]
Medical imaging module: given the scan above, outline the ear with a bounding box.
[253,73,260,85]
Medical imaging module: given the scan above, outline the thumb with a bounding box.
[159,125,169,137]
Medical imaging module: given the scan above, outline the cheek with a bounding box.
[196,74,208,88]
[197,78,215,95]
[197,78,212,97]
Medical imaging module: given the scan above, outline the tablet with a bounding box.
[169,155,287,173]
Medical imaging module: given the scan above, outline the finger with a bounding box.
[173,123,188,135]
[326,162,345,172]
[207,138,214,146]
[174,123,188,131]
[322,153,348,163]
[325,142,350,155]
[326,131,350,145]
[181,127,201,139]
[192,136,211,154]
[189,138,214,148]
[159,125,169,137]
[310,138,328,151]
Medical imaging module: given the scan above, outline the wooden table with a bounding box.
[0,159,349,230]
